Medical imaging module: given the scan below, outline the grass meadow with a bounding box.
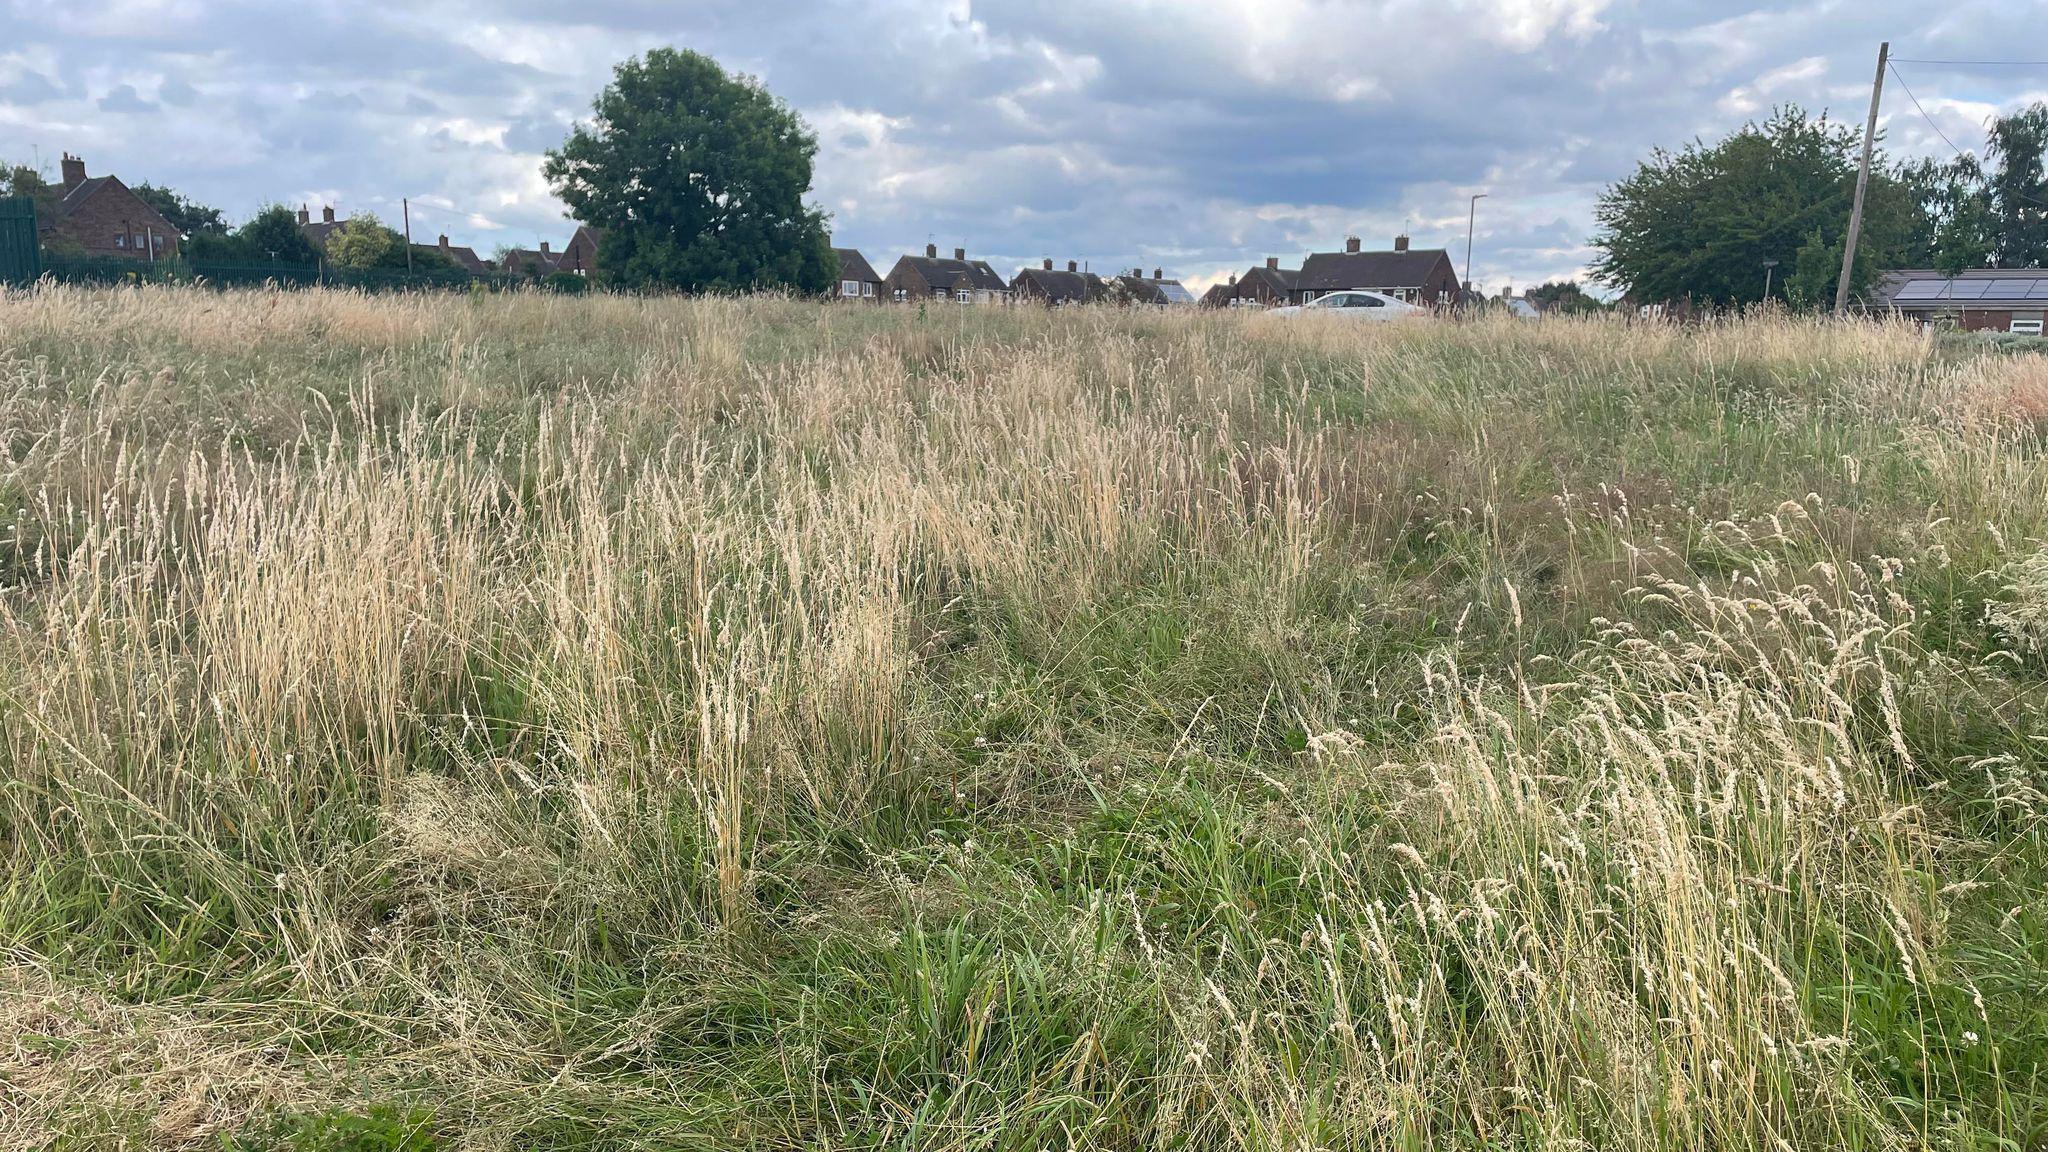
[2,286,2046,1150]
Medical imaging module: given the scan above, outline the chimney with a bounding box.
[438,234,450,250]
[540,241,551,255]
[1067,260,1077,273]
[954,247,966,261]
[322,205,335,224]
[296,204,310,226]
[59,154,85,192]
[1266,257,1279,270]
[926,242,938,258]
[1394,234,1410,252]
[1043,258,1053,270]
[1228,273,1237,285]
[1345,236,1362,254]
[1153,268,1164,281]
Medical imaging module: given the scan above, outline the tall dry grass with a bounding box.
[1,284,2045,1150]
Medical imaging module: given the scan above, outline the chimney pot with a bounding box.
[1043,258,1053,270]
[322,205,335,224]
[438,234,449,249]
[1067,260,1077,273]
[1346,236,1362,254]
[1153,268,1163,281]
[60,153,86,192]
[1266,257,1279,270]
[954,247,965,261]
[1394,234,1409,252]
[926,242,938,258]
[296,204,310,226]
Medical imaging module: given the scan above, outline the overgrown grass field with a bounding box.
[3,287,2046,1150]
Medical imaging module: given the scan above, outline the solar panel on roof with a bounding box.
[1990,280,2038,298]
[1892,281,1947,300]
[2029,282,2048,300]
[1948,280,1991,299]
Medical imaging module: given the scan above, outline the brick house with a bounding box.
[884,244,1011,303]
[40,154,179,261]
[499,243,558,278]
[1230,258,1303,307]
[1111,268,1196,306]
[295,205,347,253]
[1869,269,2048,334]
[555,225,603,276]
[1011,258,1108,306]
[1296,235,1461,305]
[832,246,884,300]
[1200,279,1236,308]
[416,234,487,275]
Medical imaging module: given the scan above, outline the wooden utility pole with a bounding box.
[1835,41,1888,315]
[402,197,414,272]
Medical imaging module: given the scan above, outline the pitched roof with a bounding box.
[1872,268,2048,310]
[834,247,882,283]
[1114,275,1170,306]
[1243,264,1300,292]
[1201,282,1236,308]
[1157,281,1196,306]
[893,255,1009,293]
[416,242,487,275]
[1012,267,1106,304]
[54,174,177,238]
[1296,248,1451,292]
[299,219,348,252]
[501,247,558,272]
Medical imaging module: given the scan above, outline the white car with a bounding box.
[1269,290,1424,320]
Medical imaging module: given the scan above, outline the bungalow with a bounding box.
[1869,269,2048,335]
[1296,235,1460,305]
[40,154,179,261]
[832,246,884,300]
[1232,258,1302,307]
[1011,258,1108,306]
[885,244,1011,303]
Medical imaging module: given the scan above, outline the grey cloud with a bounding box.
[97,83,154,113]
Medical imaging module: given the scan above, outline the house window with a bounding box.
[862,282,875,297]
[957,289,972,302]
[893,288,907,302]
[113,233,127,248]
[840,280,861,296]
[2013,318,2045,336]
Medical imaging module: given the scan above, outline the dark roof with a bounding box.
[834,247,882,283]
[1012,267,1106,304]
[501,247,558,272]
[1872,269,2048,310]
[1243,264,1299,292]
[893,255,1009,293]
[1200,282,1235,308]
[1114,275,1170,306]
[417,242,487,275]
[1296,248,1452,292]
[54,175,177,238]
[300,220,348,251]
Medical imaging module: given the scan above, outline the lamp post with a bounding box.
[1762,259,1779,303]
[1464,193,1488,297]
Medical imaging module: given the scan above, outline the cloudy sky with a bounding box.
[4,0,2045,292]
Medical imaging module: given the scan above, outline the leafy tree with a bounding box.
[1784,228,1840,310]
[1985,102,2048,268]
[325,212,401,269]
[211,204,323,265]
[1897,155,1993,273]
[1591,106,1921,308]
[1523,280,1605,314]
[0,162,63,222]
[544,48,835,292]
[132,183,228,237]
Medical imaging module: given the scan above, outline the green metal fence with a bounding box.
[32,255,534,293]
[0,197,42,285]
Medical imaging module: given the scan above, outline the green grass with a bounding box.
[2,285,2046,1149]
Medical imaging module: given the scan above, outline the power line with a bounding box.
[1890,58,2048,67]
[1887,63,1971,159]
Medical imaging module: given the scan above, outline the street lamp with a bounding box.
[1465,193,1488,296]
[1762,259,1780,303]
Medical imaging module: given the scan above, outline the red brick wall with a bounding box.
[50,184,179,262]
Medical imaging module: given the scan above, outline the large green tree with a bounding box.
[1985,102,2048,268]
[188,204,323,265]
[544,48,835,292]
[1591,107,1921,307]
[132,183,228,237]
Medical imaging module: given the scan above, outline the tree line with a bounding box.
[1591,104,2048,308]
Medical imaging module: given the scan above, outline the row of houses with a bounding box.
[834,234,1464,309]
[292,202,603,278]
